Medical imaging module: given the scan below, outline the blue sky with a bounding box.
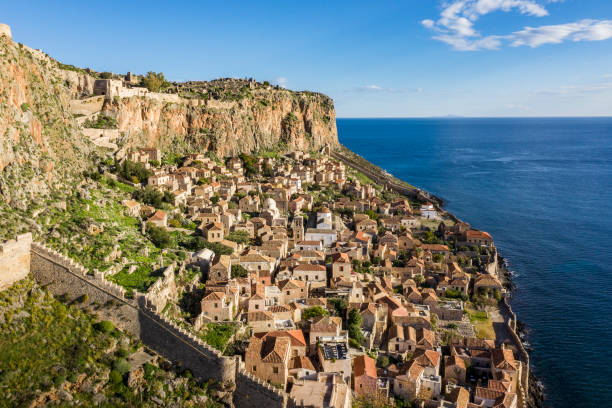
[3,0,612,117]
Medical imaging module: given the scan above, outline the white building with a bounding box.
[420,203,437,219]
[305,228,338,247]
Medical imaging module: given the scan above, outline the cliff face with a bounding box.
[0,36,92,206]
[0,31,338,205]
[103,87,337,157]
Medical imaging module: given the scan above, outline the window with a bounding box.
[273,367,279,374]
[255,304,259,309]
[252,365,257,372]
[214,303,218,308]
[395,344,399,351]
[360,384,363,388]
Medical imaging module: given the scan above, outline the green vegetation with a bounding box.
[238,153,258,177]
[118,160,152,184]
[466,307,495,339]
[302,306,329,320]
[231,264,248,278]
[348,308,364,345]
[141,71,171,92]
[225,230,249,245]
[0,279,217,407]
[20,102,31,112]
[83,114,118,129]
[132,186,173,208]
[146,222,175,248]
[201,323,236,351]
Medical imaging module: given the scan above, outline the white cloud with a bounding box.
[273,76,288,87]
[423,0,612,50]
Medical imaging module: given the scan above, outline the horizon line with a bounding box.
[335,115,612,119]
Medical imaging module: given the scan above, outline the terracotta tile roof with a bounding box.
[331,252,350,263]
[445,355,466,369]
[475,386,505,401]
[289,355,315,370]
[294,263,326,272]
[447,387,470,408]
[353,355,377,379]
[412,349,440,368]
[255,329,307,347]
[248,310,274,322]
[466,229,493,240]
[420,244,450,252]
[202,291,225,302]
[148,210,167,221]
[257,336,291,363]
[491,348,517,371]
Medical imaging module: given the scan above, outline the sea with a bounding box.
[337,118,612,408]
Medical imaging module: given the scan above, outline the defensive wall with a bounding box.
[0,233,32,290]
[6,239,289,408]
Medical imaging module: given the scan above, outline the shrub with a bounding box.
[109,369,123,385]
[302,306,329,320]
[83,114,118,129]
[119,160,151,184]
[94,320,115,334]
[349,338,361,349]
[113,358,131,376]
[231,264,248,278]
[146,223,175,249]
[225,230,249,245]
[20,102,31,112]
[141,71,170,92]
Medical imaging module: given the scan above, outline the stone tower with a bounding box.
[0,24,12,40]
[292,216,304,243]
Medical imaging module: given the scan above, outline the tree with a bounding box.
[146,223,175,248]
[231,264,248,278]
[225,230,249,245]
[141,71,170,92]
[302,306,329,320]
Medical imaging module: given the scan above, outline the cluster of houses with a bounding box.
[123,148,518,408]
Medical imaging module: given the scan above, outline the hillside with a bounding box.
[0,27,338,213]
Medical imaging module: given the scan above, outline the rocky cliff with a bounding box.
[0,35,92,207]
[0,28,338,206]
[103,87,337,157]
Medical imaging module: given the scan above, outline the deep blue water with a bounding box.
[337,118,612,408]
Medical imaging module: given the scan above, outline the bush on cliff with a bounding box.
[94,320,115,334]
[141,71,171,92]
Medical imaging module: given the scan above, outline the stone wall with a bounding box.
[0,23,11,40]
[234,363,288,408]
[0,233,32,291]
[25,240,291,407]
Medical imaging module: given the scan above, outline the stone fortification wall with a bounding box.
[27,241,288,406]
[234,364,288,408]
[0,233,32,291]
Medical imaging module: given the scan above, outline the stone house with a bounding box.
[292,264,327,288]
[200,291,234,322]
[245,335,291,388]
[248,294,266,312]
[209,254,231,281]
[278,279,307,303]
[123,199,141,217]
[201,222,224,242]
[254,329,307,358]
[353,355,378,397]
[147,210,167,228]
[248,310,276,333]
[330,252,352,279]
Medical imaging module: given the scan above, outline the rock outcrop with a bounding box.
[0,29,338,206]
[100,85,337,157]
[0,35,92,206]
